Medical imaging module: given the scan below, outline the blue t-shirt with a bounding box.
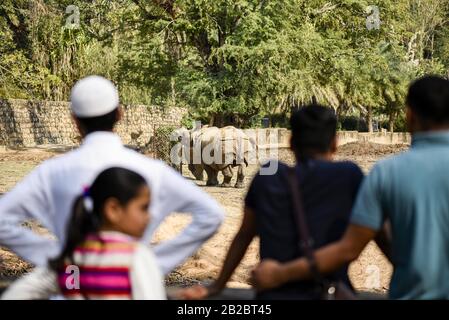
[245,159,363,299]
[351,131,449,299]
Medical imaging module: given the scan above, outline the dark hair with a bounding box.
[290,104,337,160]
[49,167,147,271]
[406,75,449,126]
[75,108,120,134]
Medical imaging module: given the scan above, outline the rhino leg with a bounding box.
[204,165,219,186]
[188,164,205,181]
[221,166,233,188]
[235,164,245,188]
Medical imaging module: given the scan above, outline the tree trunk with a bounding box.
[367,106,373,133]
[388,112,396,133]
[171,78,176,107]
[212,113,224,127]
[336,105,345,126]
[209,114,215,127]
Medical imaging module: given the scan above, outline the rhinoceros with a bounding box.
[173,126,257,188]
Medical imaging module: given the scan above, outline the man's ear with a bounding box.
[289,135,295,152]
[103,198,123,225]
[406,106,417,133]
[72,114,85,137]
[330,136,338,154]
[116,107,123,123]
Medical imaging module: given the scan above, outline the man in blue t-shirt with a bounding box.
[252,75,449,300]
[178,104,365,300]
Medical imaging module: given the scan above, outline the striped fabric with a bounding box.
[57,232,138,300]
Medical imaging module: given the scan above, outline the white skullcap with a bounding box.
[70,75,119,117]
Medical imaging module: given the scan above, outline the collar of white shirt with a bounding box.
[82,131,124,148]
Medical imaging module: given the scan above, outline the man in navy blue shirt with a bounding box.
[179,104,364,299]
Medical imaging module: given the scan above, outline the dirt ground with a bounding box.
[0,142,410,293]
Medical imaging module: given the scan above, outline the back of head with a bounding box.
[89,167,147,212]
[50,167,147,271]
[290,104,337,159]
[70,75,120,134]
[406,75,449,126]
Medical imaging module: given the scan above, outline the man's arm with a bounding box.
[252,224,376,290]
[1,267,59,300]
[0,164,59,267]
[206,206,256,295]
[146,163,225,275]
[374,221,392,261]
[177,206,257,299]
[252,161,389,291]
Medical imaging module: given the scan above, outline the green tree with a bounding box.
[1,0,448,130]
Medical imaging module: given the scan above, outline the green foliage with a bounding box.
[180,114,196,129]
[1,0,448,130]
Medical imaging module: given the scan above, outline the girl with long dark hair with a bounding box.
[3,167,165,300]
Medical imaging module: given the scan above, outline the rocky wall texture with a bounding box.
[0,99,187,148]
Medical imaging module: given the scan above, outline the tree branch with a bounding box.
[313,2,337,15]
[130,0,170,21]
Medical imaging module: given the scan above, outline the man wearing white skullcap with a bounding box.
[70,75,120,118]
[0,76,224,283]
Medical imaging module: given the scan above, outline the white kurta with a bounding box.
[0,132,224,274]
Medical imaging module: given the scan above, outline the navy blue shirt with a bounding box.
[245,159,364,299]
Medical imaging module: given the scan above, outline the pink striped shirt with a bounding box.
[58,232,138,299]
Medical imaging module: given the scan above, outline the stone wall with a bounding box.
[242,128,411,149]
[0,99,411,149]
[0,99,187,148]
[243,128,291,149]
[337,131,411,145]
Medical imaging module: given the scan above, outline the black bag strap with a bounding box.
[286,166,322,283]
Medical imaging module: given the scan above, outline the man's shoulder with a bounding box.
[330,160,363,176]
[258,159,289,176]
[256,160,362,179]
[120,147,167,167]
[249,160,290,188]
[37,144,169,177]
[245,160,289,205]
[369,149,411,175]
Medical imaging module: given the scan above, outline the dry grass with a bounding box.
[0,142,410,292]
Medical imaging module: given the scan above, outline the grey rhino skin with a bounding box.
[175,126,257,188]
